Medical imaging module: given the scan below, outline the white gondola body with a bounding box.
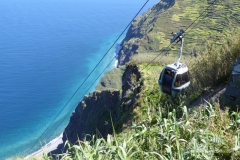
[158,62,190,97]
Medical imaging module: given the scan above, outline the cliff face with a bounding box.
[62,0,174,146]
[63,65,142,144]
[118,0,175,65]
[63,90,120,143]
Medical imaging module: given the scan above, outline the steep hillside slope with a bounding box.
[120,0,240,63]
[44,0,240,159]
[117,0,175,65]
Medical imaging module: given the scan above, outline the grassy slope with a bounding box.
[43,52,240,159]
[96,66,126,91]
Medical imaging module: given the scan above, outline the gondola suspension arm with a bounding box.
[170,29,185,68]
[175,37,184,68]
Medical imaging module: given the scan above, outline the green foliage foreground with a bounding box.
[46,104,240,160]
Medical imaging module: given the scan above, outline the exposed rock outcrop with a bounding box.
[63,90,120,143]
[63,65,142,144]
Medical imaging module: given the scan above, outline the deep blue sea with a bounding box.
[0,0,158,158]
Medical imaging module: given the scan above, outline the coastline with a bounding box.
[114,44,122,67]
[25,133,63,159]
[1,2,165,157]
[26,43,121,159]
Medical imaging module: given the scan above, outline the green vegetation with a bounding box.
[96,66,126,91]
[39,28,240,160]
[47,105,240,159]
[137,0,240,55]
[188,28,240,96]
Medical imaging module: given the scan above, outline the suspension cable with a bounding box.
[27,0,151,154]
[47,0,166,143]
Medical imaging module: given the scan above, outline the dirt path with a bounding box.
[188,86,226,108]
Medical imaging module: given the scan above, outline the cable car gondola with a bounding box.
[158,29,190,97]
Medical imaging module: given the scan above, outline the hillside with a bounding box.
[47,30,240,158]
[118,0,240,63]
[21,0,240,159]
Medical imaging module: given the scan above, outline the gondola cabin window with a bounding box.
[229,74,240,88]
[174,71,190,87]
[163,69,175,86]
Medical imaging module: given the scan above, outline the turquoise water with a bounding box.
[0,0,158,158]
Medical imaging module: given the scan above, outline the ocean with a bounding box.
[0,0,158,158]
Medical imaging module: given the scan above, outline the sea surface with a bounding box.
[0,0,158,158]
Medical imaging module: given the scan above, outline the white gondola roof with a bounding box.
[232,71,240,75]
[166,62,188,74]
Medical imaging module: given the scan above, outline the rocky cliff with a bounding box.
[63,65,142,144]
[62,0,175,146]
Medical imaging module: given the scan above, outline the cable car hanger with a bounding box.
[171,29,184,68]
[158,29,190,97]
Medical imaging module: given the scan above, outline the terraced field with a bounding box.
[137,0,240,55]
